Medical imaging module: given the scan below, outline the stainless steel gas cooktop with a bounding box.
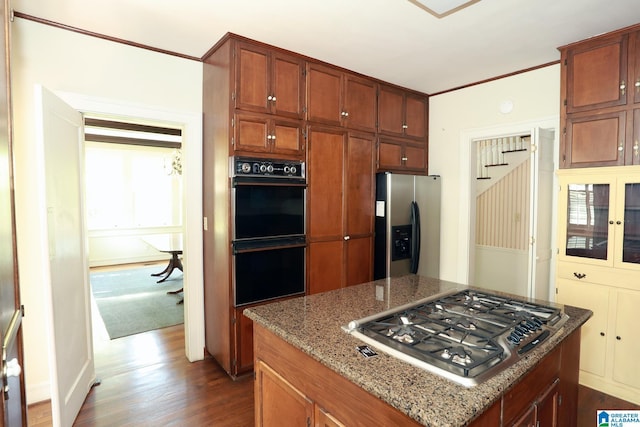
[343,289,569,387]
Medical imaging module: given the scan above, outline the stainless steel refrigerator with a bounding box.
[374,172,441,279]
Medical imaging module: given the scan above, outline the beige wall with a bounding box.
[428,64,561,284]
[11,18,203,403]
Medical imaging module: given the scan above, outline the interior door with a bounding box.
[35,85,95,426]
[0,0,27,423]
[528,128,555,300]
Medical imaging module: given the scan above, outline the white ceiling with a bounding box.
[11,0,640,94]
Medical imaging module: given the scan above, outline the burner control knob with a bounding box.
[240,162,251,173]
[283,166,291,174]
[290,165,297,174]
[266,164,274,173]
[259,164,267,173]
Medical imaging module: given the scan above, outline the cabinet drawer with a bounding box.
[557,261,639,290]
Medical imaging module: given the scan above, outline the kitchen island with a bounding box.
[244,275,592,426]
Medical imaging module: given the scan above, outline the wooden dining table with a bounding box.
[143,233,183,303]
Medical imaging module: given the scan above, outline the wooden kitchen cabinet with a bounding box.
[233,112,304,156]
[306,62,377,132]
[564,32,628,114]
[252,322,581,427]
[377,136,427,172]
[559,24,640,168]
[235,41,305,119]
[307,127,374,294]
[378,84,427,140]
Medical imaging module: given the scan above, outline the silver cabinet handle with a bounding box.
[402,124,408,129]
[620,80,626,95]
[343,235,350,240]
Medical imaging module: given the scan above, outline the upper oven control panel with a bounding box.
[231,156,305,179]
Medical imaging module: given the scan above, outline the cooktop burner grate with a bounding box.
[345,288,568,387]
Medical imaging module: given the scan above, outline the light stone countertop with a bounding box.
[244,275,592,427]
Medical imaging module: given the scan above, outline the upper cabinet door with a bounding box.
[632,30,640,105]
[236,43,270,114]
[235,42,305,119]
[378,85,404,136]
[378,84,427,140]
[271,52,305,119]
[565,33,629,114]
[306,63,343,126]
[343,74,377,133]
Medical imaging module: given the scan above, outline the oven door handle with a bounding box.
[233,237,307,254]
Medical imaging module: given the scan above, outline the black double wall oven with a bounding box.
[231,156,306,306]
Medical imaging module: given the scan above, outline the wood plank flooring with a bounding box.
[28,322,640,426]
[27,325,254,426]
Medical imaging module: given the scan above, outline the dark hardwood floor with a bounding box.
[28,322,640,426]
[27,324,254,426]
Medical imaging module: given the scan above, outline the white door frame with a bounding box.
[56,91,204,361]
[457,116,559,297]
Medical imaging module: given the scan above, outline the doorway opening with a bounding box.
[460,120,558,302]
[83,117,185,344]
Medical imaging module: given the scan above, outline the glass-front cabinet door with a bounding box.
[565,182,611,261]
[615,179,640,266]
[558,169,640,270]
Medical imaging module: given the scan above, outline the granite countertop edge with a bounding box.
[244,276,592,426]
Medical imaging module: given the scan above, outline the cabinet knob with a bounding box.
[272,96,276,101]
[634,141,639,157]
[341,111,349,117]
[609,220,614,225]
[267,95,273,101]
[620,80,626,95]
[616,220,622,225]
[618,142,624,152]
[401,156,408,162]
[636,78,640,92]
[344,235,350,241]
[616,336,621,340]
[402,124,408,129]
[600,332,605,337]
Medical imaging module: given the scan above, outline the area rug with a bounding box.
[90,266,184,339]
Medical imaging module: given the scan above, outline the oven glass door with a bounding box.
[234,184,305,240]
[234,244,305,306]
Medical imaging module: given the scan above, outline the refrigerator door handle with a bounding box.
[410,201,421,274]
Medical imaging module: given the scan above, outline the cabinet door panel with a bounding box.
[346,237,372,287]
[404,144,427,171]
[234,113,269,152]
[612,289,640,389]
[556,279,609,377]
[236,43,270,113]
[631,30,640,105]
[308,128,345,238]
[536,380,559,427]
[307,64,342,126]
[346,134,374,236]
[565,111,626,168]
[378,86,404,136]
[344,75,377,132]
[256,361,313,427]
[404,95,427,139]
[235,306,254,375]
[273,52,305,118]
[566,34,628,113]
[308,241,344,294]
[272,119,303,155]
[378,139,403,170]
